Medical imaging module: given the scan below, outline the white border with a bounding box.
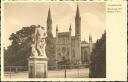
[1,0,127,81]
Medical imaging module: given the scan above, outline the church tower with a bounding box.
[75,5,81,64]
[47,8,53,37]
[75,5,81,36]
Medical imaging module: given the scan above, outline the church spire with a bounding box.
[75,5,81,19]
[56,24,58,32]
[47,8,52,22]
[47,7,53,37]
[75,5,81,36]
[69,24,72,31]
[89,34,92,43]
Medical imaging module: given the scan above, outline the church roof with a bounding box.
[57,32,70,37]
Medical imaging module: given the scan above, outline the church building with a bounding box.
[46,5,93,66]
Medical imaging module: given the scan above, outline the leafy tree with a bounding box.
[89,31,106,78]
[4,25,36,66]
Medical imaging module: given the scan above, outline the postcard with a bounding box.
[1,0,127,81]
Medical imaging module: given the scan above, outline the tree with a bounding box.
[89,31,106,78]
[4,25,36,66]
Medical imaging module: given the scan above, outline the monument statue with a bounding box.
[31,25,47,58]
[29,25,48,78]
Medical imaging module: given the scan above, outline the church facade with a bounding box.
[46,5,93,65]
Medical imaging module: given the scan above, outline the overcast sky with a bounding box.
[3,2,106,47]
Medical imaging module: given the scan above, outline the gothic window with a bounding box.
[67,49,69,57]
[72,49,75,57]
[65,38,67,43]
[58,53,61,57]
[57,48,60,52]
[62,47,66,55]
[61,38,63,44]
[63,38,65,44]
[84,50,88,63]
[77,37,79,40]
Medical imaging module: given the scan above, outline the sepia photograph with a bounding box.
[2,1,105,79]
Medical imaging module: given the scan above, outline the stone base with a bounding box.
[28,57,48,78]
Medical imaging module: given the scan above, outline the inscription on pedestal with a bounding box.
[36,63,45,78]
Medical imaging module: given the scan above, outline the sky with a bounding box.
[3,2,106,48]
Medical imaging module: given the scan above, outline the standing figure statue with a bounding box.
[29,25,48,78]
[31,25,47,58]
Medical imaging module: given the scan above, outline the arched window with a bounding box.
[62,47,66,55]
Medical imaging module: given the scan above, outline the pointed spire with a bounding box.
[47,8,52,22]
[89,34,92,42]
[56,24,58,32]
[69,24,72,31]
[75,5,80,18]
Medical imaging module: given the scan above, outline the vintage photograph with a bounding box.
[3,2,106,78]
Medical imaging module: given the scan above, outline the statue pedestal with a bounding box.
[28,56,48,78]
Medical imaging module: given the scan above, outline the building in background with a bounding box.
[46,5,94,66]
